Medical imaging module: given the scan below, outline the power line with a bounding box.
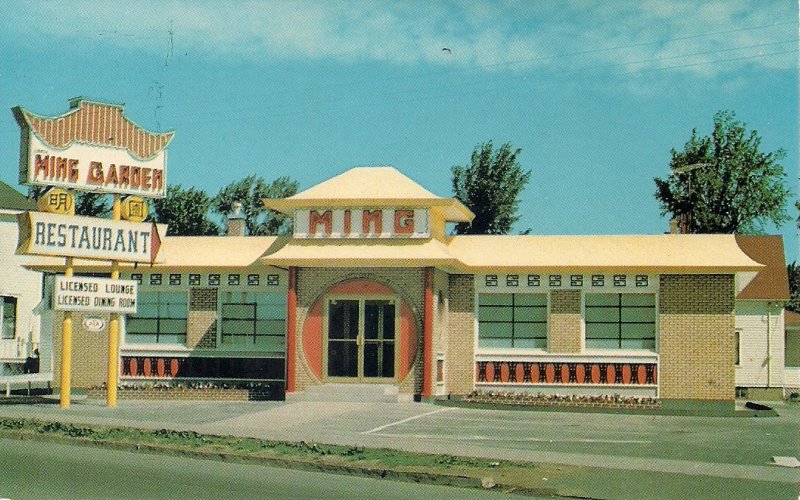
[165,42,798,127]
[158,19,795,114]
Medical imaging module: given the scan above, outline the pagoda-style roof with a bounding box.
[12,97,174,161]
[264,166,474,222]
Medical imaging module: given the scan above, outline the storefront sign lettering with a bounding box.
[17,212,163,264]
[295,208,429,239]
[19,134,167,197]
[54,276,138,314]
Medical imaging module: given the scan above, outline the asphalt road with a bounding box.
[0,398,797,498]
[0,438,530,500]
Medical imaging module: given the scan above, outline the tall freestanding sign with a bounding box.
[13,97,173,409]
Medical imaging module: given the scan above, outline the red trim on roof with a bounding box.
[12,99,173,161]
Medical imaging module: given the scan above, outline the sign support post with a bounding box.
[60,196,76,409]
[107,194,121,407]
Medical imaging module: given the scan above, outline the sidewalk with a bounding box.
[0,396,797,486]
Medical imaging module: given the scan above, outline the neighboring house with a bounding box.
[734,235,790,400]
[784,310,800,395]
[0,181,45,375]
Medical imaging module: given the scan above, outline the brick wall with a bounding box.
[548,290,582,353]
[294,268,425,394]
[188,288,217,349]
[433,269,450,389]
[446,274,474,395]
[659,274,735,401]
[52,311,111,388]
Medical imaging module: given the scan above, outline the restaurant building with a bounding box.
[32,166,782,412]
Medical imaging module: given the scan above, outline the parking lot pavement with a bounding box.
[0,398,797,484]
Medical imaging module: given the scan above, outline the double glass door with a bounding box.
[326,298,396,380]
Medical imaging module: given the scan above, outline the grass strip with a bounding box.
[1,417,792,499]
[0,417,563,497]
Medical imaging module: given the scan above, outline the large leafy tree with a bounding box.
[151,184,220,236]
[451,141,531,234]
[654,110,789,234]
[214,175,298,235]
[788,262,800,313]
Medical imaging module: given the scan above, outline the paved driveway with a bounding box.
[0,398,797,485]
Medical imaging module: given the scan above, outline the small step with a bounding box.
[287,383,400,403]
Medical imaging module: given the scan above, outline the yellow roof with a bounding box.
[25,233,762,274]
[446,234,763,272]
[264,166,474,222]
[259,238,461,268]
[25,236,284,271]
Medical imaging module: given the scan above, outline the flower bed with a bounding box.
[86,381,283,401]
[462,390,660,409]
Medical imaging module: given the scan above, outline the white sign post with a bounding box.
[54,276,138,315]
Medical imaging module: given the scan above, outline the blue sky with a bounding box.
[1,1,797,259]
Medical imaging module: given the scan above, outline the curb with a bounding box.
[0,424,565,498]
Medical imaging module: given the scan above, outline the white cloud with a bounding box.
[3,0,796,77]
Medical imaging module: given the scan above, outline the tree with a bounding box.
[451,141,531,235]
[74,192,111,217]
[788,262,800,313]
[654,110,789,234]
[151,184,220,236]
[214,175,298,235]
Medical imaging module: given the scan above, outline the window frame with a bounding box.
[219,291,286,350]
[125,291,188,345]
[583,292,656,351]
[477,292,548,350]
[1,296,17,340]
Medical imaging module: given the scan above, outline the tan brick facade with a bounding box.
[445,274,474,395]
[548,290,582,353]
[52,311,111,388]
[659,274,735,401]
[188,288,217,349]
[294,267,425,394]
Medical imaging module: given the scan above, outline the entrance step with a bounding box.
[287,383,404,403]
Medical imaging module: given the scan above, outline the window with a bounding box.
[126,292,187,344]
[785,330,800,368]
[478,293,547,349]
[1,296,17,339]
[220,292,285,351]
[585,293,655,350]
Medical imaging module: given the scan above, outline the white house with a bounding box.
[784,310,800,394]
[734,235,790,399]
[0,181,47,376]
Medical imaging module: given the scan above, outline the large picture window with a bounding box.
[478,293,547,349]
[126,292,187,344]
[585,293,655,350]
[1,296,17,339]
[220,292,285,351]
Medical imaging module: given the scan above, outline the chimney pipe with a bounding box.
[669,219,679,234]
[227,202,246,236]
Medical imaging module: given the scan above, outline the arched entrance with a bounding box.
[301,279,417,385]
